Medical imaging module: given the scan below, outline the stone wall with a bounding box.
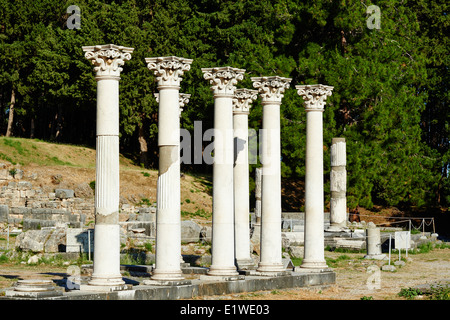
[0,180,92,230]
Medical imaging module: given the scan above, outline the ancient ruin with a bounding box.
[296,84,333,270]
[252,76,291,275]
[82,44,134,290]
[202,67,245,277]
[145,56,193,283]
[1,47,344,300]
[233,88,257,270]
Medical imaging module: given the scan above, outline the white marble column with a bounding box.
[254,167,262,227]
[365,226,386,260]
[250,167,262,254]
[233,88,257,270]
[327,138,348,231]
[145,56,192,282]
[252,76,291,274]
[296,84,333,270]
[82,44,133,288]
[202,67,245,277]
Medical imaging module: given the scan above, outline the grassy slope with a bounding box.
[0,137,212,222]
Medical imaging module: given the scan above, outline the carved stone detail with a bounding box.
[251,76,291,104]
[179,93,191,109]
[83,44,133,78]
[202,67,245,97]
[146,56,193,88]
[295,84,334,111]
[232,89,257,114]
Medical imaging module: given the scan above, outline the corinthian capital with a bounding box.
[146,56,193,89]
[232,89,258,114]
[296,84,334,112]
[179,93,191,109]
[202,67,245,97]
[83,44,134,79]
[251,76,291,104]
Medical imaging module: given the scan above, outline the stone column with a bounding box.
[233,88,257,270]
[365,225,386,260]
[145,56,193,282]
[250,167,262,255]
[252,76,291,274]
[202,67,245,277]
[179,93,191,117]
[327,138,348,231]
[82,44,133,288]
[296,84,333,270]
[254,168,262,227]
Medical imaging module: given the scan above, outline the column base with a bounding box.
[88,275,125,287]
[256,262,286,275]
[299,259,329,270]
[151,269,185,281]
[84,275,130,292]
[236,258,256,270]
[207,265,238,277]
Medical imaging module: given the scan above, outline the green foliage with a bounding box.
[0,0,447,211]
[398,287,423,300]
[181,208,211,219]
[428,285,450,300]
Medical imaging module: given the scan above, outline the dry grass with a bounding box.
[0,137,212,222]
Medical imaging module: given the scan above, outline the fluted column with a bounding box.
[296,84,333,270]
[202,67,245,277]
[233,88,257,270]
[146,56,193,281]
[82,44,133,288]
[327,138,348,231]
[252,76,291,274]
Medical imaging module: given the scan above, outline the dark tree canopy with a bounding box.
[0,0,448,210]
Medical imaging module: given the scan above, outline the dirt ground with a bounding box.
[1,247,448,300]
[188,248,450,301]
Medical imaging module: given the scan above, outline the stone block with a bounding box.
[0,204,8,222]
[74,183,94,198]
[15,228,66,253]
[23,219,57,230]
[44,228,66,252]
[55,189,74,199]
[381,264,396,272]
[282,232,304,246]
[137,212,155,222]
[289,246,304,258]
[66,228,94,253]
[10,206,31,215]
[335,239,365,250]
[25,189,36,197]
[181,220,202,243]
[127,213,138,221]
[17,181,32,190]
[123,221,155,237]
[200,226,212,242]
[0,169,9,180]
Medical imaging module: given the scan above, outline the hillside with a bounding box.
[0,137,212,223]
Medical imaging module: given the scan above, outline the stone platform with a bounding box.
[1,270,335,300]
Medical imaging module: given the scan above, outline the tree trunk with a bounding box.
[30,117,35,139]
[138,124,148,168]
[5,88,15,137]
